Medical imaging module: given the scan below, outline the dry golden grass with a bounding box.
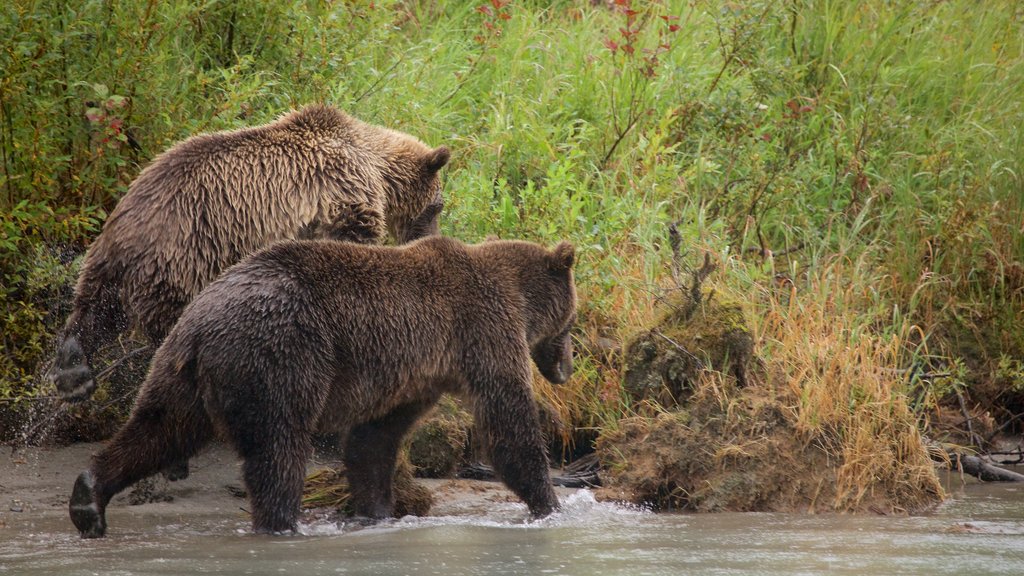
[744,251,945,512]
[592,245,945,513]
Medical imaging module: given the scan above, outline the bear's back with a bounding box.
[91,107,389,304]
[166,238,502,417]
[177,237,487,368]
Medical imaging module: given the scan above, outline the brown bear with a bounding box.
[69,236,577,537]
[50,104,450,404]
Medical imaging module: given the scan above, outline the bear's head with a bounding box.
[525,241,577,385]
[383,144,451,244]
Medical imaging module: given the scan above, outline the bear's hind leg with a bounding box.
[71,370,213,538]
[344,399,436,519]
[219,360,328,534]
[137,286,195,484]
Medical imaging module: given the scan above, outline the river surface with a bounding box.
[2,443,1023,575]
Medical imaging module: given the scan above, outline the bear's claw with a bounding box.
[161,459,190,482]
[70,471,107,538]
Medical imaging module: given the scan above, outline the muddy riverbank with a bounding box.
[0,441,584,534]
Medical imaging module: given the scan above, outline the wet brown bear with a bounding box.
[69,236,577,537]
[51,104,450,403]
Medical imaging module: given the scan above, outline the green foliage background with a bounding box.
[2,1,1022,439]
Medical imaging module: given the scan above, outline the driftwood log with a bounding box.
[948,452,1024,483]
[926,438,1024,482]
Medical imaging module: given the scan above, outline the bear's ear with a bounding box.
[425,146,450,173]
[548,241,575,272]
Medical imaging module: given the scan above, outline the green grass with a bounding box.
[2,0,1022,471]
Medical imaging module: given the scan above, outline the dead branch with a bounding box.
[986,411,1024,444]
[743,241,806,259]
[956,391,984,448]
[456,461,602,488]
[990,448,1024,466]
[92,345,152,382]
[668,221,683,282]
[663,220,716,311]
[689,252,716,307]
[650,329,705,367]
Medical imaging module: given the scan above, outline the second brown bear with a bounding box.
[51,104,450,403]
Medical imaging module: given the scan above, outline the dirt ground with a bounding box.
[0,441,581,535]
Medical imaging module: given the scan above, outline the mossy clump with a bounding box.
[393,455,435,516]
[405,392,579,474]
[600,279,945,514]
[622,292,753,408]
[597,381,943,514]
[407,395,473,478]
[596,389,838,512]
[302,454,433,517]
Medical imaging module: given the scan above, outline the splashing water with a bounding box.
[297,490,651,537]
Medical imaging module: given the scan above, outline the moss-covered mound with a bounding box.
[597,392,833,512]
[302,454,433,517]
[598,384,943,514]
[407,396,473,478]
[598,290,944,514]
[405,392,575,476]
[623,295,753,408]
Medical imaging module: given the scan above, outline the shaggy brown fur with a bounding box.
[51,104,450,402]
[69,236,577,537]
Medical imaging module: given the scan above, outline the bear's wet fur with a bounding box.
[51,104,450,403]
[69,236,576,537]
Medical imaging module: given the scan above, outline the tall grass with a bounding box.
[2,0,1022,476]
[738,244,945,510]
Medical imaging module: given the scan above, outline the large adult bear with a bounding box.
[51,104,450,403]
[69,236,577,537]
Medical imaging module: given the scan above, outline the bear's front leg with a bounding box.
[51,282,127,402]
[473,373,559,518]
[344,400,436,518]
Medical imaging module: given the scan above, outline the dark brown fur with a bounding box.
[69,236,576,537]
[51,104,450,403]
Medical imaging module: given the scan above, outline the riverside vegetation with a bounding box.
[2,1,1022,514]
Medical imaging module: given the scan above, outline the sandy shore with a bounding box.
[0,441,580,536]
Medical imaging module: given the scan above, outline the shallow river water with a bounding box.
[2,443,1023,575]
